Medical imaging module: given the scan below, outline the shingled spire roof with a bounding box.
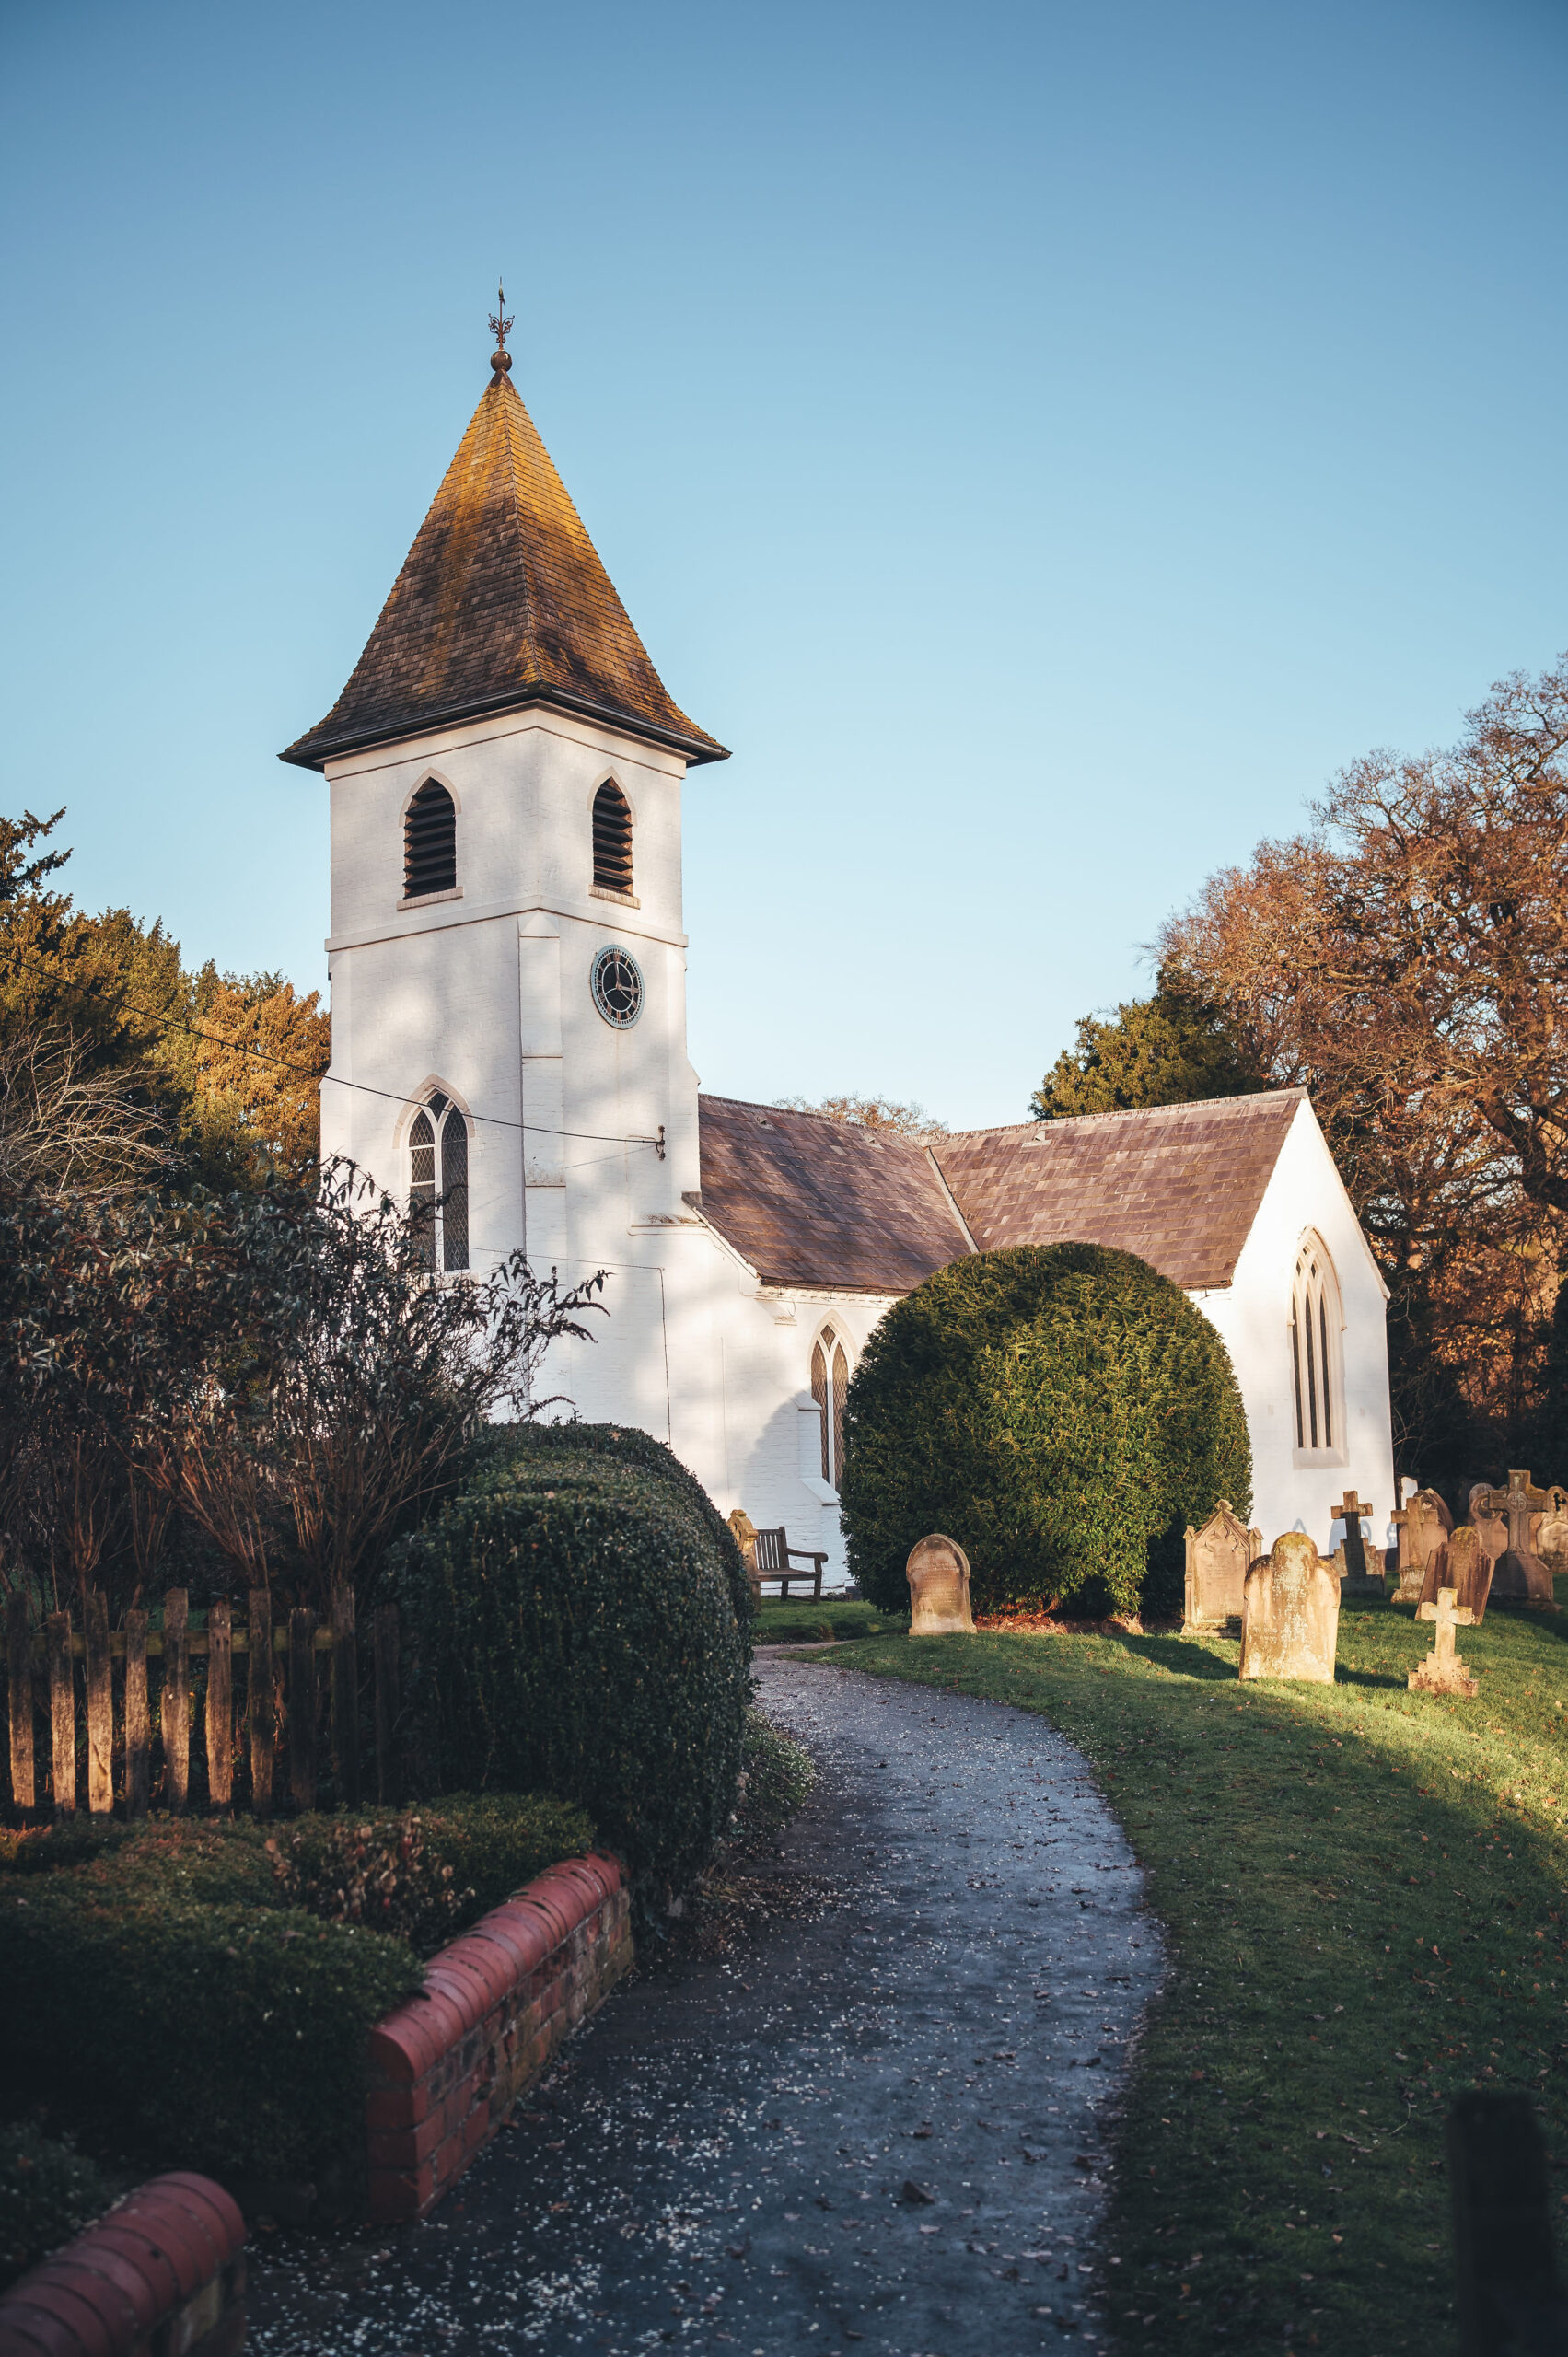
[282,367,727,772]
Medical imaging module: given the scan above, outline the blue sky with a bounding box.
[3,0,1564,1130]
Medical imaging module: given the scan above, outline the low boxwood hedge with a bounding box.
[392,1436,749,1907]
[840,1242,1251,1619]
[0,2124,114,2293]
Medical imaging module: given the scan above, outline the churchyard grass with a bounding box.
[752,1598,902,1644]
[800,1585,1568,2354]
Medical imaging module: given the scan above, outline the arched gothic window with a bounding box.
[404,780,457,900]
[1290,1236,1342,1455]
[810,1326,852,1492]
[409,1091,470,1272]
[591,781,633,895]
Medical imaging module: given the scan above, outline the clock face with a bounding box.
[591,945,643,1028]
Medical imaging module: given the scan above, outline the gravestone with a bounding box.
[1409,1586,1478,1698]
[1420,1525,1493,1624]
[727,1509,761,1597]
[906,1535,975,1635]
[1537,1485,1568,1576]
[1473,1469,1557,1607]
[1238,1531,1340,1684]
[1182,1501,1260,1631]
[1331,1489,1386,1600]
[1392,1487,1453,1604]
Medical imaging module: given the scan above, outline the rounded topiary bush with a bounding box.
[391,1434,749,1905]
[839,1243,1251,1619]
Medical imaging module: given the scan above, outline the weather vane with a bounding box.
[488,280,514,374]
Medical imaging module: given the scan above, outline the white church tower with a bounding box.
[282,313,729,1436]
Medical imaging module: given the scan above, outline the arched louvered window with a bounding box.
[1290,1235,1342,1456]
[404,780,457,900]
[591,781,633,896]
[810,1326,852,1492]
[408,1091,470,1272]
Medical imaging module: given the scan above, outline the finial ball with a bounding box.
[492,348,512,373]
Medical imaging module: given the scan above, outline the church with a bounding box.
[282,328,1396,1581]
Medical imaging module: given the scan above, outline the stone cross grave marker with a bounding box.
[906,1534,975,1635]
[1538,1486,1568,1575]
[1182,1501,1261,1631]
[1238,1530,1340,1684]
[1419,1526,1493,1624]
[1472,1469,1557,1608]
[1333,1489,1386,1600]
[1392,1488,1453,1604]
[1409,1586,1478,1698]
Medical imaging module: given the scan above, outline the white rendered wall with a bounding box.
[1192,1099,1394,1553]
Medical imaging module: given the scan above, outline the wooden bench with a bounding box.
[750,1527,829,1600]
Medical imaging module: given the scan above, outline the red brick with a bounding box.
[72,2224,180,2317]
[367,2159,435,2224]
[102,2203,207,2304]
[367,2104,447,2170]
[366,2008,443,2084]
[0,2296,85,2355]
[366,2084,426,2133]
[49,2249,160,2340]
[154,2175,245,2265]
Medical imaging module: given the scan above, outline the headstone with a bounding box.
[1420,1526,1493,1624]
[1392,1487,1453,1603]
[1182,1501,1261,1631]
[1409,1586,1478,1698]
[1331,1490,1385,1600]
[1238,1532,1340,1684]
[1537,1486,1568,1576]
[906,1534,975,1635]
[727,1509,761,1597]
[1472,1469,1557,1607]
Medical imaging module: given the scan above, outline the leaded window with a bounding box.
[810,1326,851,1492]
[408,1090,470,1272]
[1290,1237,1342,1455]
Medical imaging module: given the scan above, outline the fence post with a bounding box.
[6,1591,33,1814]
[373,1602,399,1805]
[331,1585,359,1808]
[161,1589,189,1813]
[84,1590,112,1817]
[248,1588,273,1819]
[124,1608,149,1817]
[46,1609,74,1817]
[288,1608,317,1812]
[206,1599,232,1812]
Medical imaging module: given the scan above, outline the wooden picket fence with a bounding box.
[4,1586,402,1821]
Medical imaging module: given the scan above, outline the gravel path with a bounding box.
[248,1654,1166,2355]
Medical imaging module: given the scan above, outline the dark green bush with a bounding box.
[0,1884,421,2183]
[471,1420,754,1639]
[392,1442,749,1905]
[840,1243,1251,1618]
[737,1711,817,1843]
[270,1794,593,1951]
[0,2124,113,2293]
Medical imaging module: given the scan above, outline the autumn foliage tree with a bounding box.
[1154,651,1568,1476]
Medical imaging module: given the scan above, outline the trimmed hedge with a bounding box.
[0,2125,113,2293]
[471,1420,754,1641]
[0,1883,421,2184]
[0,1793,592,2185]
[392,1437,749,1905]
[840,1243,1251,1618]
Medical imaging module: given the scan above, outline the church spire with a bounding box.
[281,316,726,772]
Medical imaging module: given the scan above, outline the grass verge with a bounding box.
[752,1597,904,1645]
[797,1587,1568,2355]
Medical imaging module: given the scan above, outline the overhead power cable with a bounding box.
[0,943,665,1156]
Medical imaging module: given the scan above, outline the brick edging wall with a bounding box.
[0,2171,246,2357]
[365,1848,633,2223]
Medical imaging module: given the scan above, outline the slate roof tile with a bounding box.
[283,370,726,772]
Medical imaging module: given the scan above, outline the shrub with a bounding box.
[472,1419,754,1639]
[0,2124,112,2293]
[268,1793,593,1952]
[392,1443,749,1905]
[0,1884,421,2184]
[736,1711,817,1844]
[839,1243,1251,1619]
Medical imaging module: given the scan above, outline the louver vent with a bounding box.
[592,782,633,894]
[404,781,457,900]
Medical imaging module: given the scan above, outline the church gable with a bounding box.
[931,1091,1307,1291]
